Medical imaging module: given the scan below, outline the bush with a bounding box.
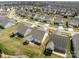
[10,34,15,38]
[43,48,53,56]
[23,40,29,45]
[63,16,67,18]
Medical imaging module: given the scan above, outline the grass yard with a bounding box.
[0,23,63,58]
[73,27,79,32]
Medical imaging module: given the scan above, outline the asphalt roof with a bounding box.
[31,28,46,43]
[0,16,16,27]
[72,33,79,57]
[54,16,64,24]
[68,18,79,26]
[18,25,32,36]
[49,33,69,53]
[0,16,8,21]
[43,16,51,21]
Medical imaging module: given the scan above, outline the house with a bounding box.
[54,16,64,25]
[16,25,32,37]
[43,7,48,13]
[25,28,48,45]
[67,24,73,32]
[56,24,64,32]
[16,8,27,17]
[46,5,53,14]
[0,7,7,15]
[45,33,69,57]
[27,14,33,19]
[42,16,53,24]
[0,16,16,29]
[60,8,66,16]
[72,33,79,58]
[42,15,54,24]
[28,14,35,20]
[52,9,57,14]
[56,8,61,14]
[7,8,11,11]
[68,16,79,27]
[33,14,41,21]
[65,10,75,17]
[55,17,64,32]
[65,11,72,16]
[48,8,53,14]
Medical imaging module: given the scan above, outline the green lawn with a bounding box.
[73,27,79,32]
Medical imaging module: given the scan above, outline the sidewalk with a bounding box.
[1,53,29,58]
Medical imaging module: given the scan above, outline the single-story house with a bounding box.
[68,16,79,27]
[59,9,66,16]
[72,33,79,58]
[42,16,53,24]
[54,16,64,25]
[0,7,7,15]
[27,14,35,20]
[65,10,75,17]
[43,7,48,13]
[25,28,48,45]
[67,24,73,32]
[16,8,27,17]
[52,9,58,14]
[33,14,41,21]
[48,8,53,14]
[16,25,32,37]
[45,33,69,57]
[0,16,16,29]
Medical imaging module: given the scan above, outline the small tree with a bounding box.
[23,40,29,45]
[0,49,2,58]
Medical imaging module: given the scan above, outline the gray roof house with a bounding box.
[42,16,53,24]
[68,16,79,27]
[54,16,64,25]
[65,10,75,17]
[33,14,41,21]
[46,33,69,56]
[17,25,32,37]
[27,14,35,20]
[0,16,16,29]
[43,7,48,13]
[16,8,27,17]
[72,33,79,58]
[52,9,57,14]
[48,8,53,14]
[59,9,67,16]
[25,28,48,45]
[67,24,74,32]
